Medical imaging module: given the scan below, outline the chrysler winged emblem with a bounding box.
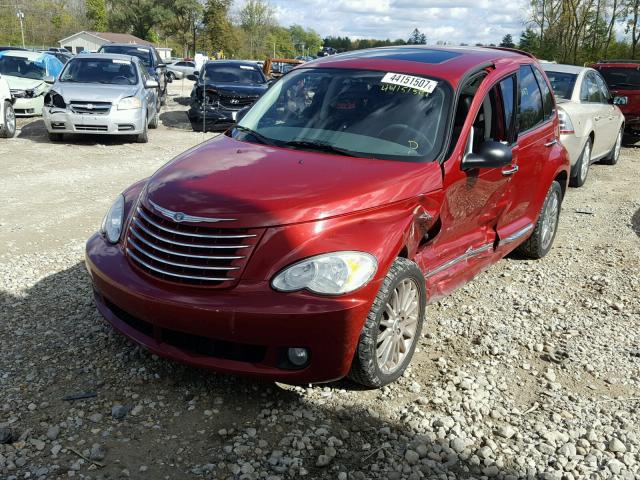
[149,200,235,223]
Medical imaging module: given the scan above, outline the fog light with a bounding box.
[287,347,309,367]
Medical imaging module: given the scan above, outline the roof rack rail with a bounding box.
[482,46,536,59]
[596,59,640,64]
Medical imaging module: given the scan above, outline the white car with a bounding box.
[167,60,197,80]
[0,74,16,137]
[542,64,625,187]
[0,50,63,116]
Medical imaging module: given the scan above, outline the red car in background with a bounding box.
[86,46,570,388]
[592,60,640,135]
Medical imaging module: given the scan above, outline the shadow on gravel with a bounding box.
[160,110,192,130]
[632,207,640,237]
[173,96,192,106]
[0,261,527,479]
[17,118,47,142]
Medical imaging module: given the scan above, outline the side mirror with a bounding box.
[235,106,251,123]
[145,79,159,89]
[186,74,197,81]
[613,96,628,105]
[462,140,513,170]
[44,75,55,85]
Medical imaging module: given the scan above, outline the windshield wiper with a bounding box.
[283,140,362,157]
[233,125,277,146]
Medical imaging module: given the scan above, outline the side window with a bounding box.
[581,73,603,103]
[175,61,184,67]
[139,64,150,83]
[499,75,516,142]
[594,73,610,103]
[518,65,544,132]
[532,67,554,120]
[468,78,513,154]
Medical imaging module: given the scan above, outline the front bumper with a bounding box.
[13,96,44,116]
[85,233,372,384]
[43,107,146,135]
[187,105,238,131]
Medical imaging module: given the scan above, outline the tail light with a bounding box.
[558,109,575,135]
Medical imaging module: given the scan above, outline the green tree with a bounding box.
[203,0,236,57]
[518,28,539,54]
[238,0,274,57]
[289,25,322,57]
[407,28,426,44]
[107,0,170,41]
[161,0,203,57]
[499,33,515,48]
[86,0,107,31]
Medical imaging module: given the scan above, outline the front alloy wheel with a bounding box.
[349,257,426,388]
[0,101,16,138]
[516,180,562,259]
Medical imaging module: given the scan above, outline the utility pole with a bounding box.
[16,10,25,48]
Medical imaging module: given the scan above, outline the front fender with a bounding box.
[243,193,443,291]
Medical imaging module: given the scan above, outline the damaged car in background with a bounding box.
[42,54,159,143]
[187,60,268,131]
[0,50,63,116]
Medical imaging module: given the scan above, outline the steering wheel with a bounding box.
[377,124,433,153]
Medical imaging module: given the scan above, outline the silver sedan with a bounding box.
[42,53,160,143]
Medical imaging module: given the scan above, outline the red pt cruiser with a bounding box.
[86,47,570,387]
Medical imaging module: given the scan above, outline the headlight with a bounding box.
[272,251,377,295]
[118,96,142,110]
[100,195,125,243]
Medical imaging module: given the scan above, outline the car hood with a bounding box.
[51,83,139,103]
[4,76,45,91]
[197,82,267,97]
[144,135,443,228]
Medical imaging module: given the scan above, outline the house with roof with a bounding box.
[58,31,172,60]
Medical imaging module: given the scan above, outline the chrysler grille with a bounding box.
[126,204,262,287]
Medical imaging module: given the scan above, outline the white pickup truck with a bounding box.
[0,74,16,138]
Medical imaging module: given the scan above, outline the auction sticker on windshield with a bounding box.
[381,73,438,94]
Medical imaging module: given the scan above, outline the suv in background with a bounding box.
[592,60,640,135]
[86,46,569,388]
[97,43,168,106]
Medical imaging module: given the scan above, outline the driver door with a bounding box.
[423,72,517,293]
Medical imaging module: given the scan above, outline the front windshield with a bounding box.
[60,58,138,85]
[234,68,451,161]
[544,70,578,100]
[597,66,640,88]
[203,64,265,84]
[0,56,46,80]
[100,46,153,68]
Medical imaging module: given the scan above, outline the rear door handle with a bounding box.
[501,165,519,176]
[544,139,557,147]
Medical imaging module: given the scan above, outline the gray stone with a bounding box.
[404,449,420,465]
[111,405,129,420]
[609,438,627,453]
[46,425,60,440]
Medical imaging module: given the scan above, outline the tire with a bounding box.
[149,108,159,129]
[0,101,16,138]
[601,127,623,165]
[166,71,175,82]
[136,117,148,143]
[348,257,426,388]
[48,132,63,142]
[516,181,562,259]
[569,138,591,188]
[160,89,167,107]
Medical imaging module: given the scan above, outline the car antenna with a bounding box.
[202,64,206,141]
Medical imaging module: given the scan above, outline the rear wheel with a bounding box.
[516,181,562,259]
[601,127,622,165]
[569,138,591,188]
[348,257,426,388]
[160,89,167,106]
[0,101,16,138]
[166,71,175,82]
[149,108,159,129]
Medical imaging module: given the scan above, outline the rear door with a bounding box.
[580,71,610,157]
[498,64,556,241]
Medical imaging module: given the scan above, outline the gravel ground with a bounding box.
[1,85,639,480]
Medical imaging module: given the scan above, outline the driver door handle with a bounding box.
[501,165,519,176]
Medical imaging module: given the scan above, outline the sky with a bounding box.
[268,0,530,45]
